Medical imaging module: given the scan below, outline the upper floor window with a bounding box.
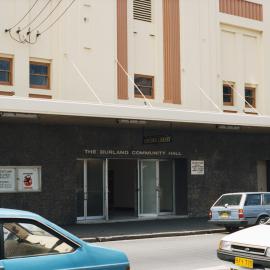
[133,0,152,22]
[134,74,154,98]
[0,57,13,85]
[30,62,50,89]
[223,82,234,106]
[245,86,256,108]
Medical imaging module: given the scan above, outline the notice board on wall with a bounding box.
[191,160,205,175]
[0,166,41,193]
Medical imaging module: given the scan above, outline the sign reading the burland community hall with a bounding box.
[83,149,183,158]
[18,168,41,192]
[0,168,16,192]
[191,160,205,175]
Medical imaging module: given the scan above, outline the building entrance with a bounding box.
[77,158,182,222]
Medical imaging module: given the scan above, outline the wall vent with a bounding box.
[133,0,152,23]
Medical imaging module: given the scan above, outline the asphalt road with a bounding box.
[96,233,232,270]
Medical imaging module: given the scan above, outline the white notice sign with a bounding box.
[0,168,16,192]
[18,168,41,192]
[191,160,204,175]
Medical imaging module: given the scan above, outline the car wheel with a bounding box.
[224,226,238,233]
[256,215,269,225]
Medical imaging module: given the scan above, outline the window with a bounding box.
[30,62,50,89]
[245,194,261,206]
[0,57,12,85]
[245,86,256,108]
[133,0,152,22]
[214,194,242,206]
[263,194,270,205]
[134,74,154,98]
[3,220,75,258]
[223,83,234,106]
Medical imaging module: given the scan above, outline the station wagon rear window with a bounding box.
[214,194,242,206]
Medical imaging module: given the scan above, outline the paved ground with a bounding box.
[96,233,231,270]
[64,217,224,242]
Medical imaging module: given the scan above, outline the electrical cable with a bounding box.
[5,0,39,31]
[8,31,25,44]
[21,0,52,32]
[39,0,77,35]
[29,0,64,33]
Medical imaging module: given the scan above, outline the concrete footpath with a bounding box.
[64,218,225,242]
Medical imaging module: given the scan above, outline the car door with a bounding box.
[0,218,83,270]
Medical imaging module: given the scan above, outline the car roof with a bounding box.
[0,208,41,219]
[221,192,270,195]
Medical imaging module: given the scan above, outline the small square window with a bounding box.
[30,62,50,89]
[0,57,13,85]
[245,86,256,108]
[223,83,234,106]
[134,74,154,98]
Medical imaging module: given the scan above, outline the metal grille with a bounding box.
[133,0,152,22]
[231,244,266,256]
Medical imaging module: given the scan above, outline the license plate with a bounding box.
[219,211,230,218]
[235,257,254,268]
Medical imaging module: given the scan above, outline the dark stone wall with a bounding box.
[0,122,269,224]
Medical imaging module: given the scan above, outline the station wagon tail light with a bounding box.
[238,209,244,219]
[208,210,212,219]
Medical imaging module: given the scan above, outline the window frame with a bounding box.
[134,74,154,99]
[0,218,80,260]
[245,86,256,108]
[0,57,13,86]
[30,61,50,90]
[223,82,234,106]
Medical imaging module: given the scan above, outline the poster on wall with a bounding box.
[18,167,41,192]
[191,160,205,175]
[0,168,16,192]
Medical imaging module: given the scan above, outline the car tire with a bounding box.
[224,226,238,233]
[256,215,269,225]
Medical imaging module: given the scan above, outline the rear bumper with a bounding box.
[209,219,248,227]
[217,249,270,268]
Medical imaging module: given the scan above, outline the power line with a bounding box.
[30,0,64,33]
[5,0,40,31]
[21,0,52,32]
[40,0,77,35]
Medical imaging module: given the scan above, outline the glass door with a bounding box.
[138,160,158,217]
[159,160,175,214]
[77,159,108,222]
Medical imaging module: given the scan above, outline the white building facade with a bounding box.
[0,0,269,224]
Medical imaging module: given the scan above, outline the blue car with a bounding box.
[0,208,130,270]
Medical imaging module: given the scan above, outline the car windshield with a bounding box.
[214,194,242,206]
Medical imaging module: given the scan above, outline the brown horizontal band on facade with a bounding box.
[245,111,258,115]
[0,91,15,96]
[223,110,238,113]
[219,0,263,21]
[29,94,52,99]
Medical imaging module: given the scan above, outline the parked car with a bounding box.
[209,192,270,232]
[0,208,130,270]
[217,221,270,269]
